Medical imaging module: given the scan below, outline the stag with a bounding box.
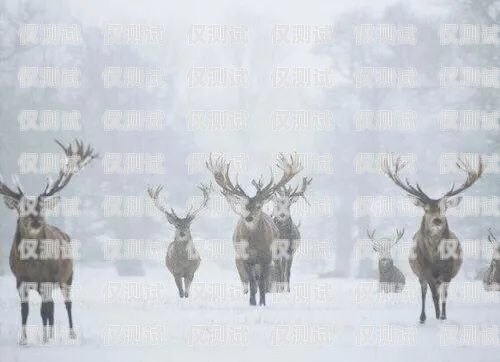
[383,156,483,322]
[148,183,211,298]
[270,177,312,292]
[1,139,98,344]
[366,229,406,293]
[206,153,302,306]
[483,229,500,291]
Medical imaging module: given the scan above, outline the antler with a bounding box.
[206,154,249,199]
[253,153,303,201]
[488,228,497,245]
[186,182,212,221]
[281,177,313,204]
[0,174,24,200]
[366,229,380,251]
[382,156,431,203]
[147,185,178,221]
[40,139,99,197]
[443,156,483,198]
[392,228,405,247]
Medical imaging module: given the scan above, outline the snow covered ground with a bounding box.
[1,258,499,362]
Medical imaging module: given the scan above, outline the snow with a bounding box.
[1,258,499,362]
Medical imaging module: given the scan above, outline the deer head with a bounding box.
[272,177,312,222]
[148,182,212,243]
[367,228,405,268]
[206,153,302,230]
[0,139,98,237]
[383,156,483,238]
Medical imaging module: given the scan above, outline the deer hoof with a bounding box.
[184,292,189,298]
[69,329,77,339]
[19,336,27,345]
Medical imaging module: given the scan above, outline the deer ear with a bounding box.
[409,196,426,208]
[165,213,177,225]
[41,196,60,210]
[443,196,462,209]
[3,196,19,210]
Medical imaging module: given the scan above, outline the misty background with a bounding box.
[0,0,498,279]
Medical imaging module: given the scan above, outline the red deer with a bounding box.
[383,156,483,322]
[270,177,312,292]
[206,153,302,306]
[1,140,98,344]
[148,183,211,298]
[366,228,406,293]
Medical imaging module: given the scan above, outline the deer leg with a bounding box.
[439,282,449,320]
[419,280,427,323]
[429,282,440,320]
[61,276,76,339]
[39,282,54,342]
[184,274,194,298]
[245,263,257,306]
[173,275,184,298]
[258,263,270,306]
[17,280,29,345]
[286,256,293,292]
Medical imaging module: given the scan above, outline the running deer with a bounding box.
[147,183,211,298]
[366,229,406,293]
[383,156,483,322]
[270,177,312,292]
[206,153,302,306]
[483,229,500,291]
[1,140,98,344]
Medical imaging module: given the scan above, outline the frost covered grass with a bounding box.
[0,260,499,362]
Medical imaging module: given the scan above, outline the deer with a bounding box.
[382,156,483,323]
[270,177,312,292]
[1,139,98,344]
[483,228,500,291]
[147,183,211,298]
[206,153,302,306]
[366,229,406,293]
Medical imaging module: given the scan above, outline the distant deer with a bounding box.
[366,229,406,293]
[206,153,302,306]
[270,177,312,292]
[1,140,98,344]
[383,156,483,322]
[148,183,211,298]
[483,228,500,291]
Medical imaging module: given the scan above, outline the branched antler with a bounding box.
[382,156,431,203]
[147,185,178,222]
[279,177,313,204]
[206,154,249,199]
[488,228,498,245]
[443,156,483,198]
[186,182,212,221]
[392,228,405,247]
[0,174,24,200]
[40,139,99,197]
